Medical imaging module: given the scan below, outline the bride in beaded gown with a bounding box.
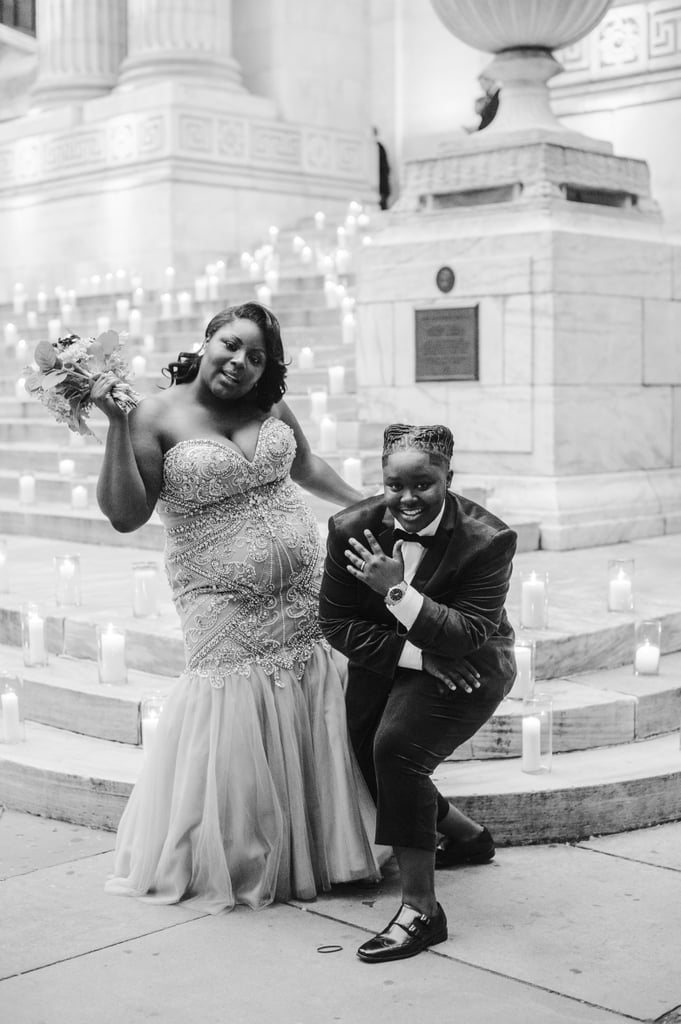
[94,303,383,913]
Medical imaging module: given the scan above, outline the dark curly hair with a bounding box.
[163,302,287,411]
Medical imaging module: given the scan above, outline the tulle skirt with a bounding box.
[105,645,383,913]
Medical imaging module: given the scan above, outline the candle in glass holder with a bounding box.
[264,268,278,295]
[131,354,147,377]
[1,680,23,744]
[116,298,130,321]
[342,313,356,346]
[319,415,337,454]
[178,292,192,317]
[97,624,127,685]
[292,235,305,253]
[520,571,548,630]
[143,333,155,353]
[634,619,661,675]
[141,694,164,754]
[328,365,345,395]
[314,211,325,231]
[26,311,38,329]
[164,266,175,289]
[58,457,76,479]
[160,292,173,319]
[14,377,28,403]
[335,248,351,274]
[4,322,18,346]
[48,318,61,342]
[512,640,535,700]
[300,246,313,265]
[128,309,142,338]
[22,603,47,667]
[309,390,327,421]
[256,284,271,306]
[323,278,339,309]
[521,695,552,774]
[13,284,26,315]
[132,561,161,618]
[19,473,35,505]
[71,483,88,509]
[54,554,81,606]
[297,347,314,371]
[608,559,634,612]
[96,314,111,334]
[195,276,208,302]
[37,291,47,312]
[343,457,362,490]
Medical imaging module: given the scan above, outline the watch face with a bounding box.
[389,585,404,601]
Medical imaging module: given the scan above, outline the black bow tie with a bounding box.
[393,528,436,547]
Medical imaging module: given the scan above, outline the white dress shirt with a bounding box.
[389,503,446,670]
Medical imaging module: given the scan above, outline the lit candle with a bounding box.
[115,298,130,321]
[177,292,192,317]
[319,415,337,453]
[207,274,220,301]
[96,315,111,334]
[343,457,362,490]
[256,284,272,306]
[341,295,355,316]
[297,347,314,370]
[4,322,18,346]
[116,268,127,288]
[357,212,370,229]
[300,246,313,265]
[1,690,21,743]
[292,235,305,254]
[131,354,147,377]
[60,302,73,322]
[26,311,38,329]
[342,313,356,346]
[264,268,279,294]
[14,377,28,402]
[160,293,173,319]
[345,214,357,236]
[128,309,143,338]
[513,644,534,700]
[27,610,47,665]
[99,625,126,685]
[58,457,76,479]
[48,318,61,342]
[15,338,28,362]
[56,556,79,604]
[309,390,327,420]
[240,251,252,269]
[335,248,351,274]
[104,272,115,293]
[634,642,660,675]
[37,291,47,312]
[249,261,261,280]
[133,565,161,617]
[520,572,547,629]
[194,276,208,302]
[324,279,339,309]
[142,711,160,753]
[71,484,88,509]
[268,225,279,243]
[521,715,541,772]
[164,266,175,289]
[314,211,326,231]
[348,200,362,215]
[361,235,372,247]
[327,365,345,395]
[90,275,101,294]
[143,333,155,353]
[13,284,26,316]
[608,570,632,612]
[19,473,35,505]
[337,226,347,247]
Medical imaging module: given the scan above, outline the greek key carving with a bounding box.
[216,118,246,160]
[649,3,681,57]
[251,126,301,166]
[44,132,104,174]
[179,114,213,154]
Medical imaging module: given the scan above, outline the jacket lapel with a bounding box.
[411,493,458,591]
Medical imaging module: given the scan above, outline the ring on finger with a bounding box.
[359,560,366,572]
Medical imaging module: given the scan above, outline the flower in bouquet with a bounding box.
[22,330,140,441]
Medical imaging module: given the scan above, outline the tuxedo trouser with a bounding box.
[347,667,506,851]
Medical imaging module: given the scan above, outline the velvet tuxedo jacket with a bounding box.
[319,491,518,730]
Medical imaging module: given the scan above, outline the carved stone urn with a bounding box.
[431,0,613,136]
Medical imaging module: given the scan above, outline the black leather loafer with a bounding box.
[357,902,448,963]
[435,826,495,869]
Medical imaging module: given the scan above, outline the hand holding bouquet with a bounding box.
[23,330,140,441]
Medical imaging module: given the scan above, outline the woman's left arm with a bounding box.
[273,399,363,507]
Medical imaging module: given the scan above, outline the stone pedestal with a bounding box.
[355,137,681,549]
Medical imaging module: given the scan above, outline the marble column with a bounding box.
[30,0,126,108]
[119,0,244,88]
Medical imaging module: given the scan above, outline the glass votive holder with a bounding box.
[54,554,81,606]
[21,602,48,667]
[132,561,162,618]
[70,479,89,510]
[607,559,634,613]
[0,537,7,592]
[511,639,535,700]
[521,694,552,774]
[141,693,165,754]
[97,623,127,686]
[1,672,26,744]
[634,619,661,676]
[519,571,549,630]
[57,453,76,479]
[18,471,36,506]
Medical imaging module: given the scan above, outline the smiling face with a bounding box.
[200,317,267,401]
[382,449,452,533]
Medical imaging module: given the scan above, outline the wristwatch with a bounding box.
[385,581,409,606]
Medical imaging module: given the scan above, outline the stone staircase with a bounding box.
[1,230,680,844]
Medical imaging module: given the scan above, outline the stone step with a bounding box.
[2,718,679,840]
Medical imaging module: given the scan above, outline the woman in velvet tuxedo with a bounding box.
[319,424,517,963]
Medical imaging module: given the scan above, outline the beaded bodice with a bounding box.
[157,417,326,685]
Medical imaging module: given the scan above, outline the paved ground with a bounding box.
[2,808,681,1024]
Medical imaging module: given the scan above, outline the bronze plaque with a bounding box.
[415,306,479,382]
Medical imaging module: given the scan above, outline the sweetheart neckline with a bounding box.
[163,416,278,466]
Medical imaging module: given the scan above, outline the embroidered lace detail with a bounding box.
[157,418,327,688]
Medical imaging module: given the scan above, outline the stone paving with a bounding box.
[2,808,681,1024]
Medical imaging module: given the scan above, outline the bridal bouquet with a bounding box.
[22,330,140,441]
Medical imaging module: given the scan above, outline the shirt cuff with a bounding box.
[398,640,423,670]
[388,584,423,630]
